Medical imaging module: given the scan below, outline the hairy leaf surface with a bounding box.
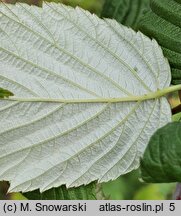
[0,2,171,192]
[139,0,181,84]
[23,182,96,200]
[141,122,181,183]
[101,0,150,30]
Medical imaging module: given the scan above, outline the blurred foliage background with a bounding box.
[0,0,180,200]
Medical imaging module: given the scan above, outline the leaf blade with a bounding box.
[138,0,181,84]
[23,182,96,200]
[141,122,181,183]
[101,0,150,30]
[0,2,171,192]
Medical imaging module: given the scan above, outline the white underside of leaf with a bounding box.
[0,2,171,192]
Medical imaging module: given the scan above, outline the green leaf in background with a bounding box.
[172,112,181,122]
[101,0,150,30]
[138,0,181,84]
[23,183,96,200]
[0,88,13,98]
[141,122,181,183]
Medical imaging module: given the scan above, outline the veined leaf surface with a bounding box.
[0,3,172,192]
[141,122,181,183]
[101,0,150,30]
[138,0,181,84]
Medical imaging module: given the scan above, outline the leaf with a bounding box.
[0,2,173,192]
[23,182,96,200]
[101,0,150,30]
[141,122,181,183]
[172,112,181,122]
[138,0,181,84]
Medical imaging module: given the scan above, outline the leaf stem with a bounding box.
[1,85,181,103]
[172,104,181,115]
